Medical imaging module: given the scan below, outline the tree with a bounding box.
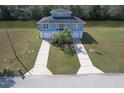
[0,6,11,20]
[100,6,109,20]
[70,5,85,19]
[118,6,124,20]
[89,5,101,20]
[52,29,72,47]
[0,7,2,19]
[52,33,61,45]
[30,6,42,20]
[107,6,121,20]
[0,5,124,20]
[62,29,72,45]
[42,6,51,17]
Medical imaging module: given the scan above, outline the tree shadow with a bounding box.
[18,69,25,79]
[0,71,15,88]
[75,46,87,55]
[81,32,98,44]
[95,51,103,55]
[2,69,15,77]
[80,32,104,56]
[61,45,77,56]
[0,77,15,88]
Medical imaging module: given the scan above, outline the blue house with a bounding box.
[37,9,85,38]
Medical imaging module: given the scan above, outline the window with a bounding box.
[76,24,79,29]
[43,24,48,29]
[56,24,64,31]
[59,24,64,30]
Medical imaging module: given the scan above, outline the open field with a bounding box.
[82,21,124,72]
[0,28,41,76]
[47,46,80,74]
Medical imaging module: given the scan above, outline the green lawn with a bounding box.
[47,46,80,74]
[0,21,37,28]
[85,20,124,27]
[82,21,124,72]
[0,20,124,28]
[0,23,41,76]
[0,20,124,75]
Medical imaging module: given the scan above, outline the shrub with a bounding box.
[52,29,72,46]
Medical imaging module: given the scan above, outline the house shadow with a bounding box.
[81,32,103,56]
[81,32,98,44]
[0,71,15,88]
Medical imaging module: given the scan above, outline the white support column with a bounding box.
[40,32,43,39]
[80,31,83,38]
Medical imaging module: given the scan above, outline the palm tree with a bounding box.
[52,28,72,47]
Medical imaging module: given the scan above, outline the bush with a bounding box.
[52,33,61,45]
[52,29,72,46]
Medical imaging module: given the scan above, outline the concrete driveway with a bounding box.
[73,39,103,74]
[25,39,52,76]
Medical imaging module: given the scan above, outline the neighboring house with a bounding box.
[37,9,85,38]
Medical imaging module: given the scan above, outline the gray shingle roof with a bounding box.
[37,16,85,24]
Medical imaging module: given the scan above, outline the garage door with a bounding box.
[72,32,80,38]
[43,33,52,38]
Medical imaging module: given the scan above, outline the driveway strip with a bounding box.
[25,39,52,76]
[73,39,104,74]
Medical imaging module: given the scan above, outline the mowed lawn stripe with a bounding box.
[0,29,41,75]
[47,46,80,74]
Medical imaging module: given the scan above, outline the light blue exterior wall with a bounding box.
[38,9,84,38]
[38,23,83,32]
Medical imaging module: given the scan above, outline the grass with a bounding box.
[81,21,124,72]
[0,21,37,28]
[0,20,124,74]
[47,46,80,74]
[85,20,124,27]
[0,20,123,28]
[0,28,41,76]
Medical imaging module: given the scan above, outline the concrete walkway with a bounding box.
[25,39,52,76]
[73,39,103,74]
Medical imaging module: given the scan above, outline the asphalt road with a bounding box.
[1,74,124,88]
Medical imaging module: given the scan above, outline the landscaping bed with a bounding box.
[47,29,80,74]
